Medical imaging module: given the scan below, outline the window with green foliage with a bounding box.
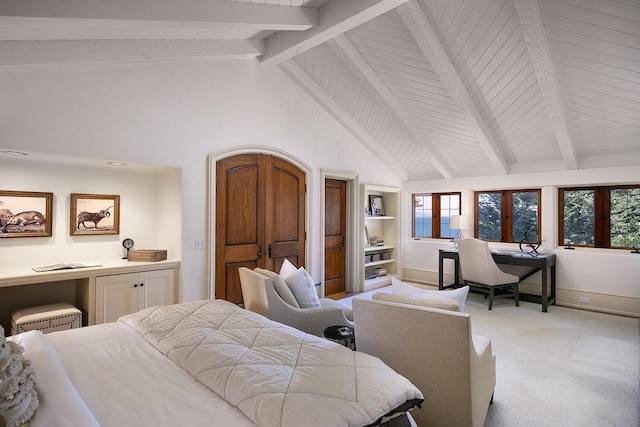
[559,185,640,249]
[412,193,461,239]
[475,189,540,243]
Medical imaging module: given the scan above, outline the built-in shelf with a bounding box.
[360,185,401,292]
[364,259,396,268]
[365,245,395,253]
[364,274,396,292]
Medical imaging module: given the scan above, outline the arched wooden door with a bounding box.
[215,153,306,304]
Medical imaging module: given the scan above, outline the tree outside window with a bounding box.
[611,188,640,249]
[561,189,595,246]
[511,191,539,243]
[477,192,501,241]
[560,185,640,249]
[475,189,540,243]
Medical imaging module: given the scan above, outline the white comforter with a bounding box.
[11,321,259,427]
[121,299,423,427]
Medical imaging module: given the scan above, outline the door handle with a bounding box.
[258,245,263,259]
[268,244,277,259]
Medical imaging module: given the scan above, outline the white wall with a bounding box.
[0,158,180,265]
[0,59,400,302]
[402,166,640,316]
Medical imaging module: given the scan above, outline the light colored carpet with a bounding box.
[340,287,640,427]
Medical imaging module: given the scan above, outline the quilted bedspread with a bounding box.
[120,299,423,427]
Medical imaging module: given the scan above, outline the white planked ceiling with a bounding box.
[1,0,638,180]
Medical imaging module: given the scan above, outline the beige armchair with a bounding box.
[353,295,495,427]
[238,267,353,337]
[457,238,520,310]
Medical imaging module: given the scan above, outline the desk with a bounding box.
[0,259,180,331]
[438,249,556,312]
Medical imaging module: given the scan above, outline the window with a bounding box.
[475,189,540,243]
[412,193,461,238]
[559,185,640,249]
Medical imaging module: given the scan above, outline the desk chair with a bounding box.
[457,238,520,310]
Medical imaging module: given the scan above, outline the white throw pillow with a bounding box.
[392,277,470,311]
[279,259,321,309]
[284,267,321,308]
[279,258,298,281]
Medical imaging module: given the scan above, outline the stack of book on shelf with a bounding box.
[366,268,387,280]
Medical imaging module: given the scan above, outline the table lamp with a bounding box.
[450,214,469,248]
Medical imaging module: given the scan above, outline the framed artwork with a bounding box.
[0,190,53,238]
[70,193,120,236]
[369,195,385,216]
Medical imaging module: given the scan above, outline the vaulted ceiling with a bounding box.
[2,0,639,180]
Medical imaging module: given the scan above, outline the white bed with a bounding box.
[8,299,423,427]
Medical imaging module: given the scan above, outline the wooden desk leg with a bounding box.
[541,266,548,312]
[551,264,556,304]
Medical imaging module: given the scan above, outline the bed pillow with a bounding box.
[372,292,460,312]
[392,277,470,311]
[254,268,300,308]
[283,267,321,309]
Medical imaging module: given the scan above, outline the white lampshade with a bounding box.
[450,214,469,230]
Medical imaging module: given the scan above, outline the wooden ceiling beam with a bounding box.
[513,0,578,170]
[397,0,510,175]
[262,0,409,66]
[0,0,316,31]
[0,39,264,67]
[279,59,409,181]
[329,35,453,179]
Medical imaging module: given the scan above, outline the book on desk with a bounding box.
[32,262,102,273]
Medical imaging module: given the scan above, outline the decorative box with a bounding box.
[371,254,381,262]
[11,303,82,335]
[128,249,167,262]
[365,255,372,263]
[381,252,391,260]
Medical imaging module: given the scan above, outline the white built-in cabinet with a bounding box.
[360,185,401,292]
[95,269,175,324]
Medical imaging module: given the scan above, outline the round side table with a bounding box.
[323,325,356,350]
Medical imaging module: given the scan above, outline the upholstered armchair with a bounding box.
[238,267,353,337]
[457,238,520,310]
[353,295,495,427]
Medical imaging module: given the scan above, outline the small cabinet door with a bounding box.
[96,269,174,324]
[139,270,174,310]
[96,272,139,324]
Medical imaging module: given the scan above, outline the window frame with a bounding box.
[473,189,541,243]
[558,184,640,249]
[411,192,461,239]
